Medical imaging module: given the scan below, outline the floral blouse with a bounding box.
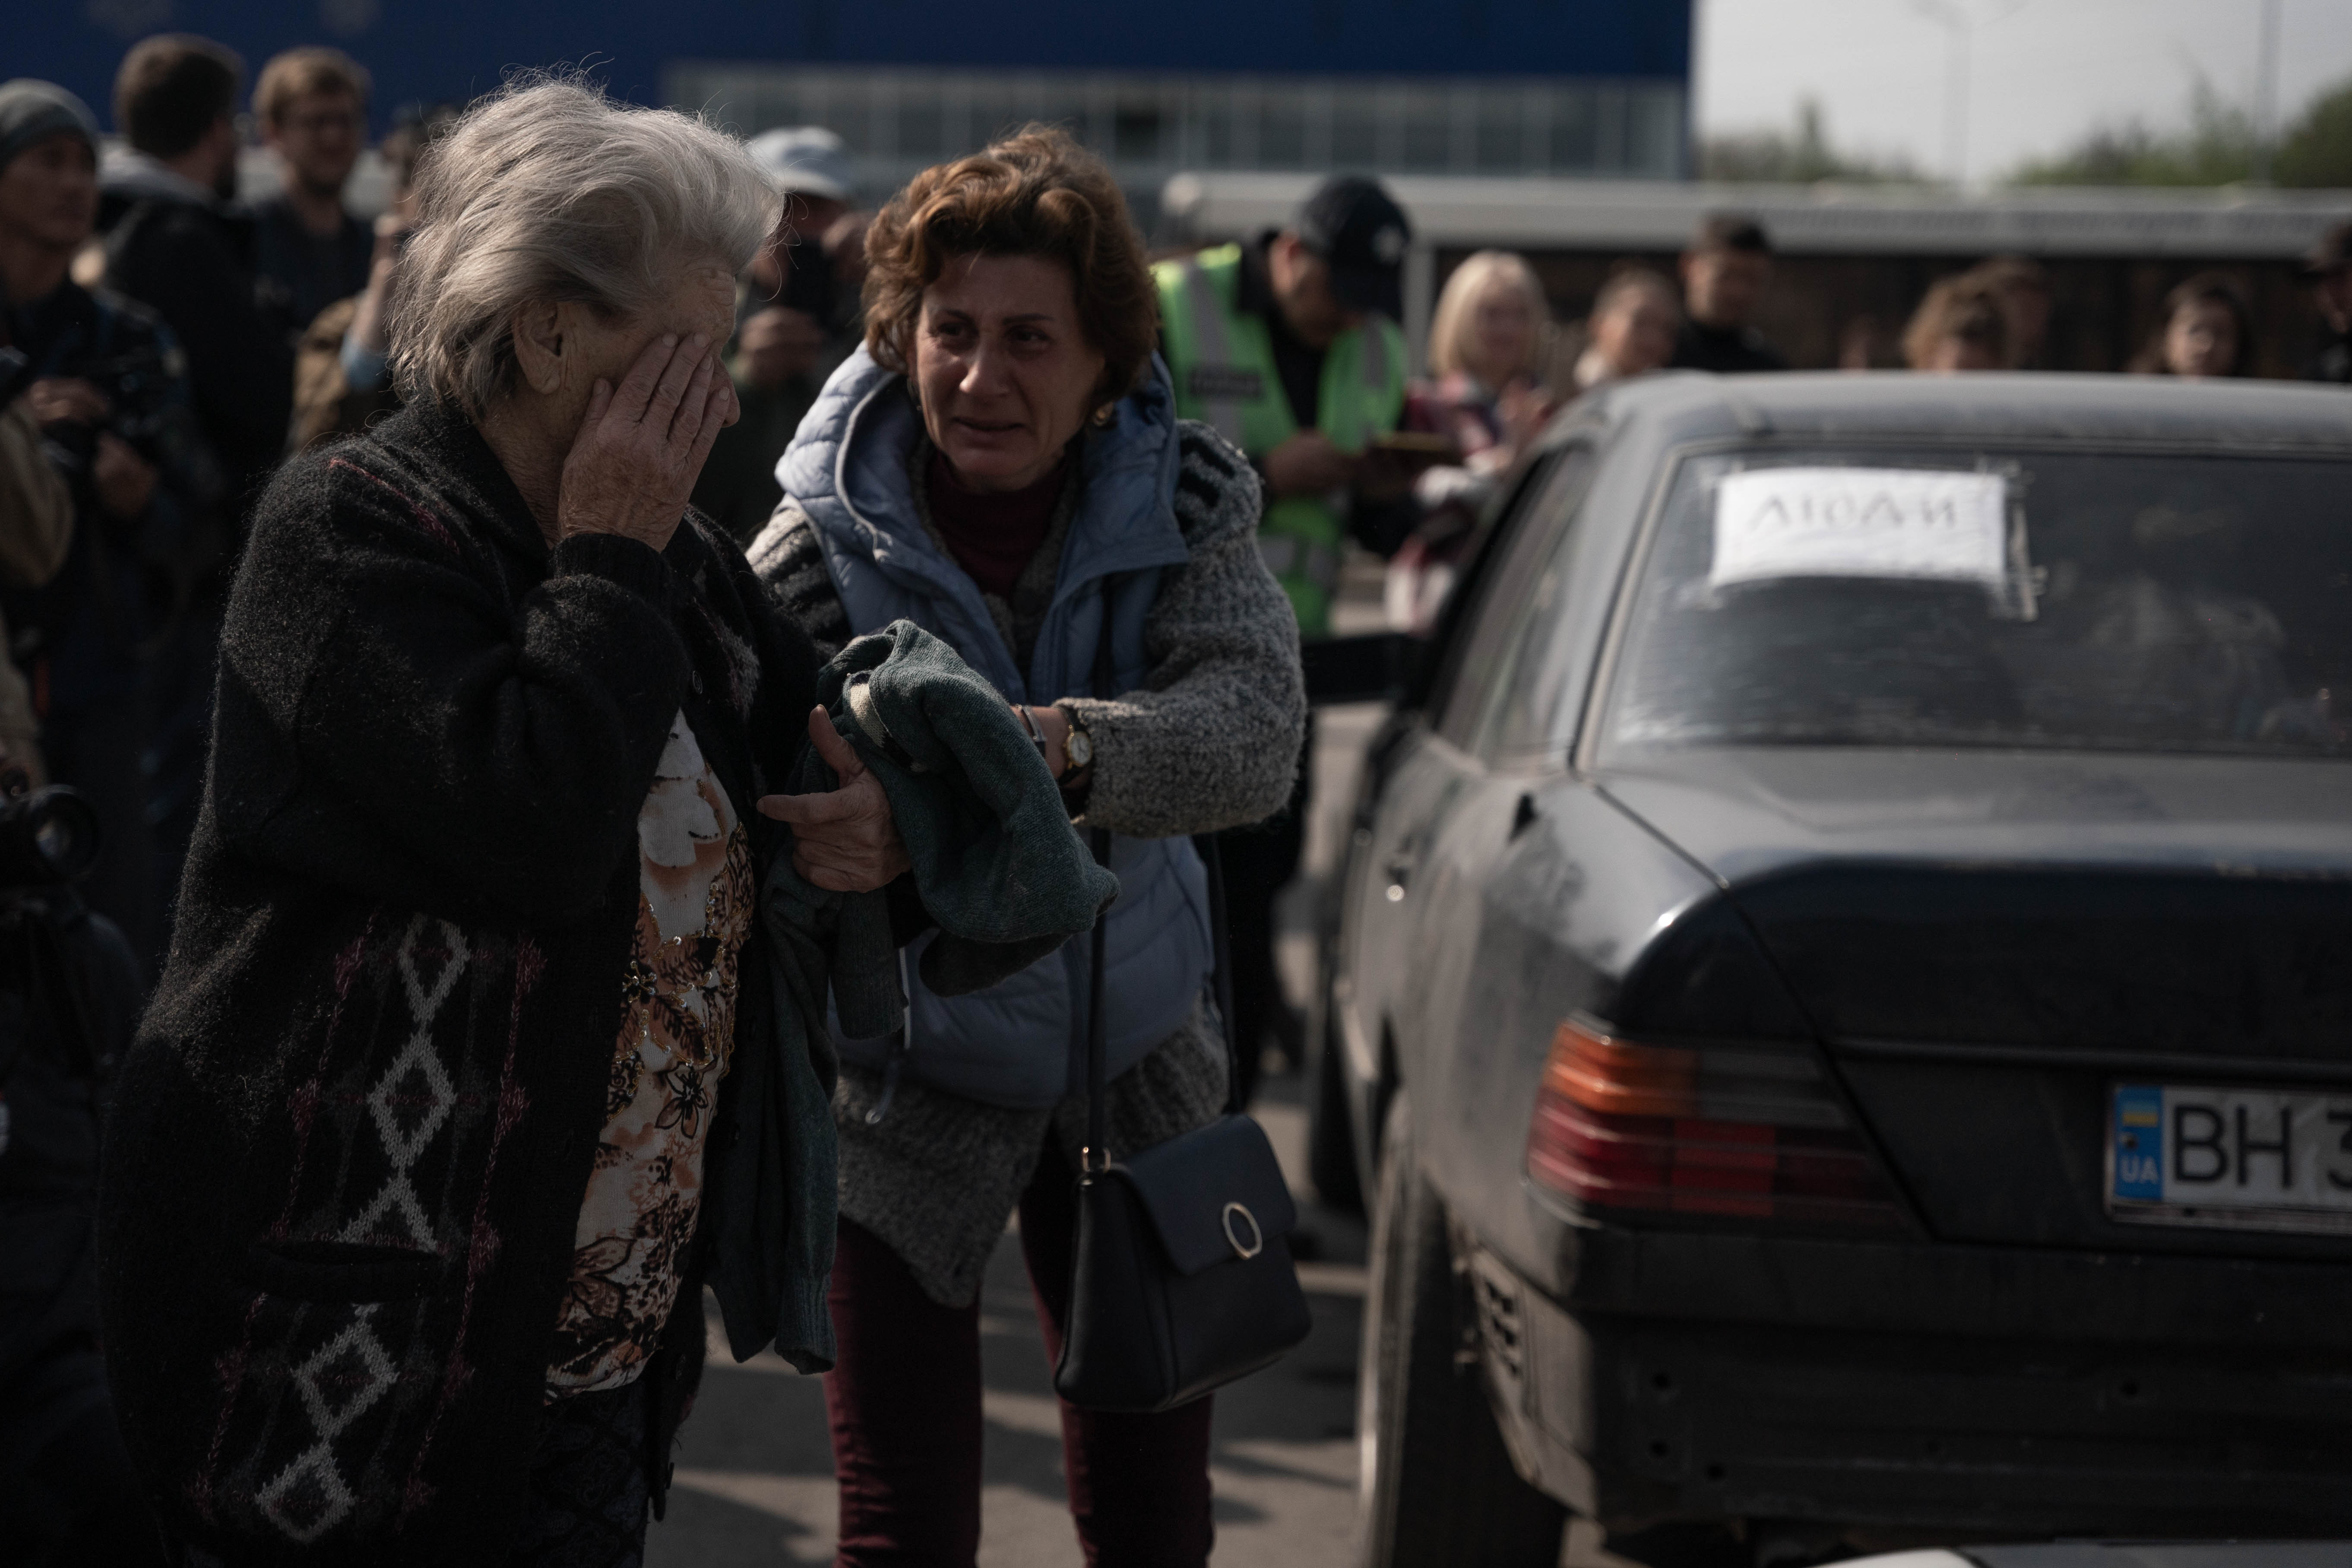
[546,712,755,1395]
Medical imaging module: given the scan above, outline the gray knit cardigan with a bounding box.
[749,420,1305,1305]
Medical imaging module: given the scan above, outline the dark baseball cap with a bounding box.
[2307,217,2352,277]
[1292,175,1412,320]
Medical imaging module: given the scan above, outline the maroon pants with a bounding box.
[824,1138,1215,1567]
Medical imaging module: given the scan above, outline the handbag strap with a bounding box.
[1192,832,1240,1117]
[1079,579,1245,1176]
[1084,820,1111,1174]
[1082,580,1117,1174]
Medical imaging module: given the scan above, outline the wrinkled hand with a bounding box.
[757,707,912,893]
[555,333,737,554]
[23,378,110,429]
[1261,431,1358,497]
[92,432,157,519]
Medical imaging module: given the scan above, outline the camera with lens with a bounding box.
[27,340,175,481]
[16,339,218,520]
[0,771,101,891]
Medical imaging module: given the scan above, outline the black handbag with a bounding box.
[1051,588,1312,1412]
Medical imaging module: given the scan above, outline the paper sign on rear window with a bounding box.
[1711,468,2008,592]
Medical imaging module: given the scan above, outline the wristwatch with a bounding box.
[1061,711,1094,775]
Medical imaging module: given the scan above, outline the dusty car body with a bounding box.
[1323,373,2352,1564]
[1839,1546,2352,1568]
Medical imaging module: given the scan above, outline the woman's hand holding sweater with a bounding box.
[557,333,737,553]
[760,707,912,893]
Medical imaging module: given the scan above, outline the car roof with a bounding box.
[1561,370,2352,456]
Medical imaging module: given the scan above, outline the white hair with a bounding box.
[388,76,779,415]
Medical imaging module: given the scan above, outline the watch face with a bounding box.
[1066,727,1094,769]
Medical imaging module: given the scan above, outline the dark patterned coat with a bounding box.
[96,396,819,1563]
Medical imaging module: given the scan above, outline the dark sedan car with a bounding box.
[1322,373,2352,1565]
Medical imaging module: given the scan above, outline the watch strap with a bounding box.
[1014,703,1050,767]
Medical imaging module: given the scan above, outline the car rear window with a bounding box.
[1599,447,2352,760]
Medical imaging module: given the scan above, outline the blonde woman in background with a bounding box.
[1414,249,1556,456]
[1387,250,1561,632]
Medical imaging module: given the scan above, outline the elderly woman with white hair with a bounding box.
[95,79,903,1566]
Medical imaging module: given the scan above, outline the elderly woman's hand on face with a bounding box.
[756,707,912,893]
[555,332,738,553]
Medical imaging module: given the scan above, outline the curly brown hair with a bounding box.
[862,127,1159,405]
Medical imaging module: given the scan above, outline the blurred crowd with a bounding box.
[7,26,2352,1116]
[0,27,2350,1563]
[1377,213,2352,634]
[1,26,2349,1080]
[0,38,877,988]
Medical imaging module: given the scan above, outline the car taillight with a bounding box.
[1526,1019,1906,1230]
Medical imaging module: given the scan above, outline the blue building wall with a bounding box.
[15,1,1690,134]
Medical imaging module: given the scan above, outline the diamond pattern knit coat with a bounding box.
[96,396,820,1565]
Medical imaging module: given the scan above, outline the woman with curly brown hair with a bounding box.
[749,127,1304,1565]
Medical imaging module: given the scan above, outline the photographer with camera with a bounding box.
[0,733,161,1565]
[0,80,218,971]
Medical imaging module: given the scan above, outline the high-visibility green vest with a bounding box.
[1155,243,1408,638]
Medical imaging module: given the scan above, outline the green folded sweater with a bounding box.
[710,619,1117,1372]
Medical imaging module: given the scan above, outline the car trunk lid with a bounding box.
[1598,747,2352,1256]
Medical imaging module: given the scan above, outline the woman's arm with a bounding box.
[240,336,776,920]
[746,497,853,660]
[1057,426,1307,840]
[225,455,692,922]
[727,508,909,890]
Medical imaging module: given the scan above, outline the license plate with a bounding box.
[2108,1083,2352,1235]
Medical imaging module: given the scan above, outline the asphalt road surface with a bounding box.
[648,1082,1370,1567]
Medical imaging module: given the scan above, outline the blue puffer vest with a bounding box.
[776,348,1212,1108]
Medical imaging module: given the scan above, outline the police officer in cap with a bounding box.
[1156,175,1416,1102]
[1158,175,1415,634]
